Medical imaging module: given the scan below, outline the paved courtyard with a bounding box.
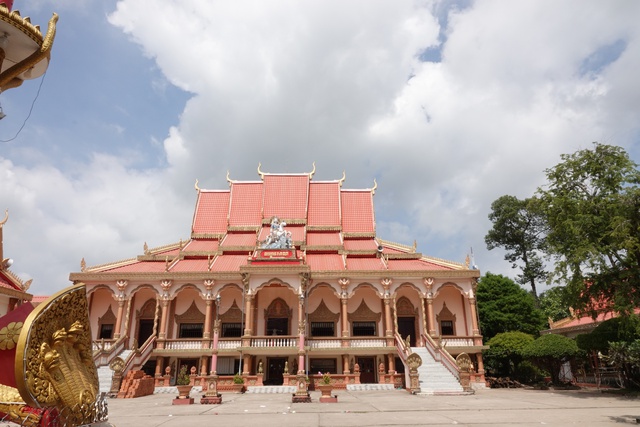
[105,387,640,426]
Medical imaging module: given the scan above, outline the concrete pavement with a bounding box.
[106,387,640,426]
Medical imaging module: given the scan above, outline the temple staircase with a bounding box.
[411,347,464,395]
[97,349,132,394]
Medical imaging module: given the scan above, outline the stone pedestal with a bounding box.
[291,373,311,403]
[172,397,194,405]
[201,374,223,404]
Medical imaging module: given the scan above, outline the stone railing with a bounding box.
[250,336,299,347]
[308,337,390,349]
[162,339,204,350]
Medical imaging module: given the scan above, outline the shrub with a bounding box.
[233,373,244,384]
[176,365,191,386]
[522,334,579,384]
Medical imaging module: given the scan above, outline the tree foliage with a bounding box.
[476,273,546,342]
[538,286,571,325]
[537,142,640,316]
[484,331,535,377]
[522,334,579,384]
[576,315,640,353]
[485,195,547,302]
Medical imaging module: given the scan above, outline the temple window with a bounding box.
[217,357,240,375]
[440,320,454,336]
[310,321,335,337]
[179,323,204,338]
[310,358,337,374]
[352,321,376,336]
[436,302,457,336]
[222,322,242,337]
[98,324,114,339]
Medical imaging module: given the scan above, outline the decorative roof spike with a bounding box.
[338,170,346,187]
[80,258,86,272]
[309,162,316,178]
[412,240,417,253]
[257,162,265,180]
[143,242,149,255]
[372,178,378,195]
[194,179,200,192]
[226,170,233,186]
[0,209,7,227]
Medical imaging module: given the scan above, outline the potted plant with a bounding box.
[175,365,193,399]
[231,373,245,393]
[317,372,332,397]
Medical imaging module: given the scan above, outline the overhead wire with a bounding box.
[0,70,48,143]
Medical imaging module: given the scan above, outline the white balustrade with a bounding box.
[351,338,386,348]
[164,340,202,350]
[442,338,474,347]
[218,340,241,349]
[251,337,298,347]
[309,339,342,349]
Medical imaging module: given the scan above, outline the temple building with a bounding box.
[70,167,486,392]
[0,210,33,316]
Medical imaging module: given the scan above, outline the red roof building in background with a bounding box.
[71,167,486,395]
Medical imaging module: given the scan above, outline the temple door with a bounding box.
[396,296,417,346]
[357,357,376,384]
[264,298,291,335]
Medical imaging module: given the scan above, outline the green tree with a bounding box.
[476,273,546,342]
[605,340,640,389]
[484,331,535,378]
[522,334,579,384]
[537,142,640,316]
[576,316,640,354]
[538,286,571,325]
[485,195,547,303]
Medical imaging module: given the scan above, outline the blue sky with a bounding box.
[1,0,639,295]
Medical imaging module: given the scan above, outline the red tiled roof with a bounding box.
[170,259,210,272]
[192,191,230,234]
[229,183,263,226]
[0,273,22,291]
[344,239,378,251]
[341,191,375,233]
[183,239,219,252]
[308,182,341,226]
[306,232,341,246]
[102,261,167,273]
[263,175,309,219]
[346,257,384,270]
[306,254,345,271]
[386,258,453,271]
[210,255,249,271]
[221,233,257,247]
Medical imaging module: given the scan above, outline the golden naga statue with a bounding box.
[0,284,105,426]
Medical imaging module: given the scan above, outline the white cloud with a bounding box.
[2,0,639,295]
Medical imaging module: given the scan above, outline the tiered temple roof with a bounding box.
[76,170,471,279]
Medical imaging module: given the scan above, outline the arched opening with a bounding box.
[396,296,417,346]
[264,297,291,335]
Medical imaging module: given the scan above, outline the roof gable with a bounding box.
[229,182,263,227]
[341,190,375,234]
[263,175,309,220]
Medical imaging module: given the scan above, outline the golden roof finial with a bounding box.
[257,162,265,180]
[80,258,86,272]
[194,179,200,192]
[226,170,233,186]
[372,178,378,195]
[309,162,316,178]
[0,209,7,227]
[412,240,417,253]
[338,171,346,187]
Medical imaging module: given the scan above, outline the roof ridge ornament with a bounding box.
[257,162,264,180]
[0,208,7,227]
[194,179,200,192]
[339,171,346,187]
[309,162,316,178]
[372,178,377,195]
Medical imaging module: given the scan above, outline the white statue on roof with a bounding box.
[261,216,292,249]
